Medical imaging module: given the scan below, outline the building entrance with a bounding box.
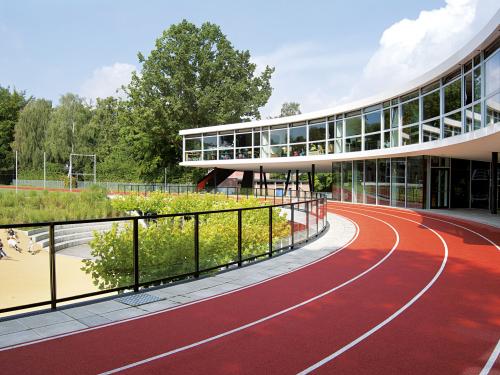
[431,168,450,209]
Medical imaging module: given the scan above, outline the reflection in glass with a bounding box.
[203,136,217,149]
[364,111,381,133]
[342,161,352,202]
[309,123,326,141]
[253,131,261,146]
[391,129,399,147]
[422,120,440,142]
[465,106,473,132]
[219,134,234,148]
[345,137,362,152]
[204,150,217,160]
[270,128,287,145]
[402,99,419,125]
[235,148,252,159]
[327,140,342,154]
[353,160,364,203]
[391,158,405,207]
[391,107,399,127]
[402,125,419,145]
[270,145,288,157]
[219,149,234,160]
[364,133,381,150]
[308,142,325,155]
[185,151,202,161]
[444,111,462,138]
[444,79,462,114]
[290,126,306,143]
[345,116,362,137]
[331,162,341,201]
[464,72,473,105]
[485,50,499,97]
[486,93,500,126]
[185,138,201,150]
[377,159,390,205]
[474,103,482,129]
[236,133,252,147]
[383,109,390,130]
[422,90,440,120]
[365,160,377,204]
[474,67,481,101]
[407,156,424,208]
[290,143,306,156]
[383,131,390,148]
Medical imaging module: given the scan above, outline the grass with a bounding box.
[0,186,121,224]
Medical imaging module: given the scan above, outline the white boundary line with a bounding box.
[480,339,500,375]
[298,206,449,374]
[0,213,357,351]
[98,210,400,374]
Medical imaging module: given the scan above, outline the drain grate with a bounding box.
[116,293,164,306]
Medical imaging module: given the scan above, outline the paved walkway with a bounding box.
[0,213,355,349]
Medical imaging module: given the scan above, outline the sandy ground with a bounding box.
[0,229,98,315]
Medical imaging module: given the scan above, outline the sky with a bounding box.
[0,0,498,118]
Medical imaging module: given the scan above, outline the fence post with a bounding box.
[133,218,139,292]
[194,214,200,278]
[291,203,295,249]
[238,210,242,267]
[306,201,309,241]
[273,189,276,204]
[236,188,239,202]
[268,206,273,257]
[49,224,57,309]
[316,198,319,234]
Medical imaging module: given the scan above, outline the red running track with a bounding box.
[0,203,498,374]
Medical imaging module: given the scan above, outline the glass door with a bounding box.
[431,168,450,208]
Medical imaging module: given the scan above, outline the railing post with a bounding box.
[306,201,309,241]
[291,203,295,249]
[238,210,242,267]
[237,188,239,202]
[316,198,319,234]
[133,218,139,292]
[273,189,276,204]
[268,206,273,257]
[194,214,200,278]
[49,224,57,309]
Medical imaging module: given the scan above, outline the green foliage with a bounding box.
[0,86,28,172]
[82,193,289,289]
[279,102,301,117]
[44,93,93,163]
[125,20,274,179]
[14,99,52,169]
[0,186,120,224]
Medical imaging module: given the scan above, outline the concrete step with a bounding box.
[32,222,114,243]
[45,237,96,252]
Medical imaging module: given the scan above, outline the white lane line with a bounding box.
[298,207,448,375]
[99,211,400,375]
[481,339,500,375]
[328,202,500,250]
[0,213,358,352]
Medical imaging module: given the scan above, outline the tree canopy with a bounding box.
[126,20,274,179]
[279,102,301,117]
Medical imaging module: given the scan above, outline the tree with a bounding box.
[0,86,27,175]
[45,93,93,163]
[279,102,301,117]
[14,99,52,169]
[126,20,274,179]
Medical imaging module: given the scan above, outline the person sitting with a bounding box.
[0,239,7,259]
[8,237,21,253]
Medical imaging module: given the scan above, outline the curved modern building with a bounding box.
[181,12,500,213]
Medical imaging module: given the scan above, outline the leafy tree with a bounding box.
[0,86,28,174]
[279,102,301,117]
[45,93,93,163]
[126,20,274,179]
[14,99,52,169]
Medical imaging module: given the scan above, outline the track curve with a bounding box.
[0,203,498,374]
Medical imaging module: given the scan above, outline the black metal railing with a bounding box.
[0,191,327,315]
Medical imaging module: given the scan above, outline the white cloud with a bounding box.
[80,62,136,102]
[256,0,499,117]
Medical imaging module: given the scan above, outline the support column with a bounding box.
[295,170,299,197]
[492,152,498,214]
[311,164,316,193]
[213,167,218,191]
[307,172,312,193]
[263,169,268,190]
[259,166,263,196]
[284,170,291,194]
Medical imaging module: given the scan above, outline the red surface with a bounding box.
[1,203,499,374]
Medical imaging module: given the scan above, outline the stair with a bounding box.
[197,168,235,191]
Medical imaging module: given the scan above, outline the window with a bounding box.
[345,116,362,137]
[401,90,418,102]
[270,127,287,145]
[309,122,326,141]
[185,151,201,161]
[391,129,399,147]
[270,145,288,157]
[219,149,234,160]
[486,93,500,126]
[364,133,381,150]
[377,159,390,205]
[474,103,482,129]
[290,126,306,143]
[391,158,406,207]
[444,112,462,138]
[235,148,252,159]
[422,90,440,120]
[485,49,500,97]
[402,99,419,125]
[407,157,424,208]
[364,111,381,133]
[401,125,419,145]
[185,137,201,151]
[474,67,481,101]
[308,142,325,155]
[391,107,399,128]
[342,161,352,202]
[464,72,473,105]
[203,136,217,149]
[364,160,377,204]
[444,79,462,113]
[236,133,252,147]
[331,162,342,201]
[204,150,217,160]
[253,131,261,146]
[422,120,440,142]
[290,143,306,156]
[345,137,361,152]
[219,133,234,148]
[383,109,390,130]
[327,140,342,153]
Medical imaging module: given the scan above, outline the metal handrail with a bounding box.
[0,191,328,315]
